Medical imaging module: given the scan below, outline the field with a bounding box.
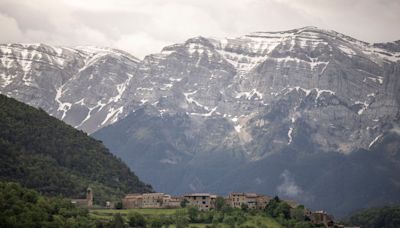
[89,208,282,227]
[90,208,182,219]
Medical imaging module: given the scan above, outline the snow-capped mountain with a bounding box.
[0,43,139,133]
[1,27,399,136]
[123,26,400,155]
[1,27,400,216]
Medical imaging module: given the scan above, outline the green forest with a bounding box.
[0,181,94,227]
[343,206,400,228]
[0,94,152,204]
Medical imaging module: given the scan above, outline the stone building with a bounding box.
[310,210,334,227]
[122,194,143,208]
[162,195,182,208]
[142,193,165,208]
[229,192,246,208]
[228,192,271,209]
[122,193,182,209]
[184,193,216,211]
[71,187,93,207]
[256,195,271,209]
[122,191,275,211]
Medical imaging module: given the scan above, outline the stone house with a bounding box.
[228,192,270,209]
[229,192,247,208]
[310,210,335,227]
[184,193,216,211]
[256,195,271,209]
[162,195,182,208]
[142,193,165,208]
[122,194,143,208]
[123,193,183,209]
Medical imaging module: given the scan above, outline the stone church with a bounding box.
[71,187,93,207]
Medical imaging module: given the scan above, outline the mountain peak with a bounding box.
[184,36,215,49]
[74,46,141,62]
[247,26,341,39]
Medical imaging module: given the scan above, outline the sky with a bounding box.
[0,0,399,58]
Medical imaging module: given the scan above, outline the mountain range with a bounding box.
[1,26,400,216]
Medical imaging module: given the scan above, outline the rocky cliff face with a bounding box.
[2,27,400,216]
[0,44,139,133]
[113,26,400,159]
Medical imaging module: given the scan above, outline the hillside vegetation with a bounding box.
[0,95,152,204]
[343,206,400,228]
[0,181,94,227]
[0,180,337,228]
[90,197,324,228]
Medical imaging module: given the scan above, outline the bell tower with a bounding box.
[86,187,93,207]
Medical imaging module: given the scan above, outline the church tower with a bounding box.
[86,187,93,207]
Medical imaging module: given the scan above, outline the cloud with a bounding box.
[114,32,170,58]
[0,0,399,58]
[0,13,23,42]
[390,123,400,135]
[274,0,400,42]
[277,169,303,198]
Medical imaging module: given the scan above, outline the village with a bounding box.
[72,188,350,228]
[122,192,341,227]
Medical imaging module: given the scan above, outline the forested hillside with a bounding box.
[0,95,152,204]
[343,206,400,228]
[0,181,94,227]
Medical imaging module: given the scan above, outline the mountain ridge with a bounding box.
[1,26,400,216]
[1,27,399,134]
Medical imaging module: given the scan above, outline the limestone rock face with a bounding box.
[0,44,140,133]
[2,27,400,216]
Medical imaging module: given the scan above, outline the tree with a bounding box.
[174,210,189,228]
[232,210,246,225]
[0,95,152,206]
[0,181,94,228]
[223,215,236,228]
[114,201,123,210]
[212,212,224,224]
[188,206,200,222]
[199,211,214,223]
[215,196,226,211]
[148,217,162,228]
[265,196,291,219]
[180,198,189,208]
[291,206,306,221]
[128,212,146,227]
[108,213,126,228]
[241,203,249,212]
[276,202,291,219]
[159,215,173,228]
[221,204,233,214]
[345,206,400,228]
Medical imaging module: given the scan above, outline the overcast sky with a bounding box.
[0,0,399,58]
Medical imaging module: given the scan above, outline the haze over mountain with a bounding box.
[1,26,400,216]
